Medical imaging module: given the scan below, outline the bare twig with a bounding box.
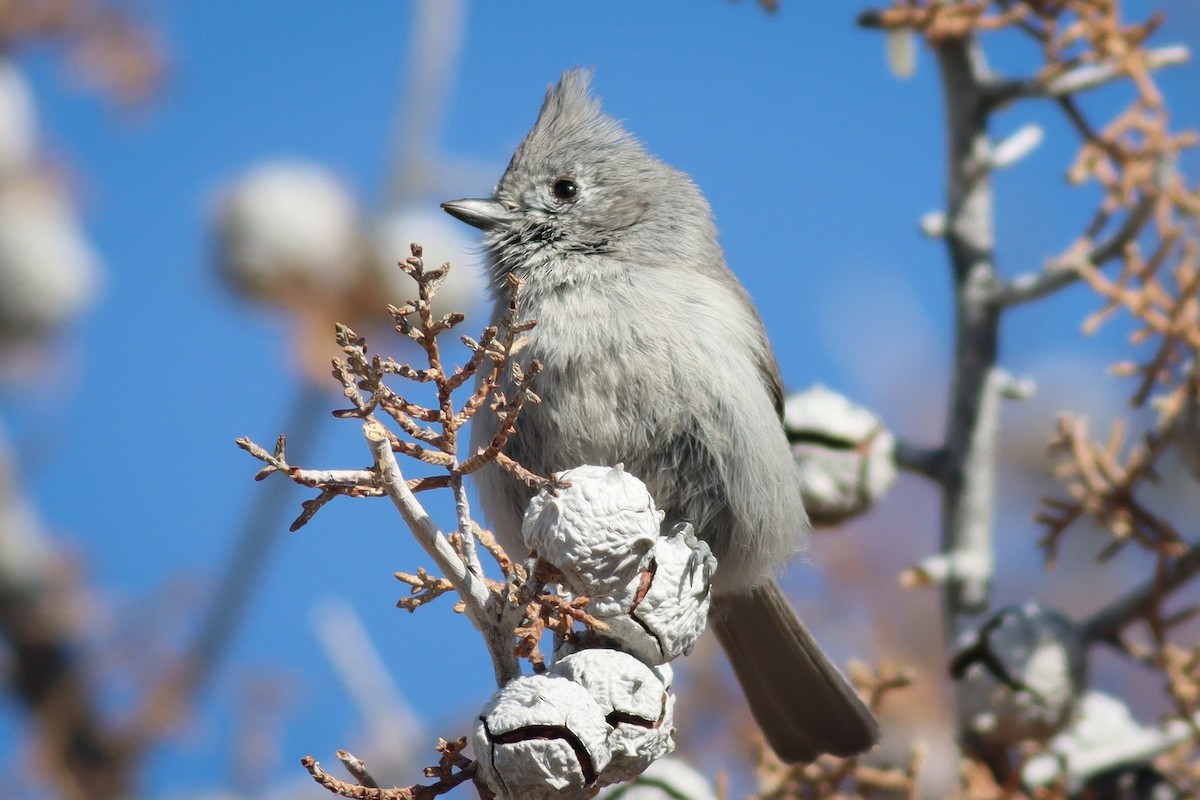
[994,182,1162,307]
[1081,543,1200,646]
[983,44,1190,106]
[302,743,476,800]
[385,0,465,204]
[311,598,427,777]
[395,568,457,612]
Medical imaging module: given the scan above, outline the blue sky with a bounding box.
[3,2,1199,795]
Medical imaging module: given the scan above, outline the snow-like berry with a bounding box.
[1022,691,1166,791]
[551,649,675,785]
[523,464,662,616]
[0,175,100,345]
[952,603,1087,747]
[473,673,612,800]
[591,522,716,665]
[214,161,362,307]
[783,385,896,526]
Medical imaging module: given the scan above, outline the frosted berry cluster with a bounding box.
[472,465,716,799]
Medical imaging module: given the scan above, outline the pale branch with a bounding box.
[988,122,1043,170]
[1080,542,1200,646]
[235,436,449,531]
[993,177,1163,307]
[982,44,1190,107]
[338,750,381,789]
[281,467,385,490]
[383,0,463,206]
[311,598,428,760]
[935,35,1002,638]
[362,419,521,685]
[450,475,482,579]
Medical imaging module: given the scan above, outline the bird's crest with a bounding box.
[508,68,637,174]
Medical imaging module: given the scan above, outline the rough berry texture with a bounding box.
[473,673,612,800]
[783,385,896,526]
[593,523,716,665]
[552,649,675,784]
[523,464,661,614]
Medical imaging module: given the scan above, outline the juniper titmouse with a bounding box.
[443,70,879,763]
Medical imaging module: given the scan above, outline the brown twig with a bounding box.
[302,738,476,800]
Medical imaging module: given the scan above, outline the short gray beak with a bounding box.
[441,198,512,232]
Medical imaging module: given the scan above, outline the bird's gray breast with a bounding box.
[508,272,691,482]
[495,265,734,549]
[475,258,804,589]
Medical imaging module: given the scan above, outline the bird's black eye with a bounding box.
[551,178,578,201]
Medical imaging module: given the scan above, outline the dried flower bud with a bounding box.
[473,673,612,800]
[523,464,662,616]
[0,175,100,348]
[783,385,896,526]
[591,522,716,665]
[596,757,718,800]
[214,161,363,307]
[952,603,1087,748]
[551,649,675,785]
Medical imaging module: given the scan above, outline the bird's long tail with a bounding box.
[711,578,880,763]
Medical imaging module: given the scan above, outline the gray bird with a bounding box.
[443,69,879,763]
